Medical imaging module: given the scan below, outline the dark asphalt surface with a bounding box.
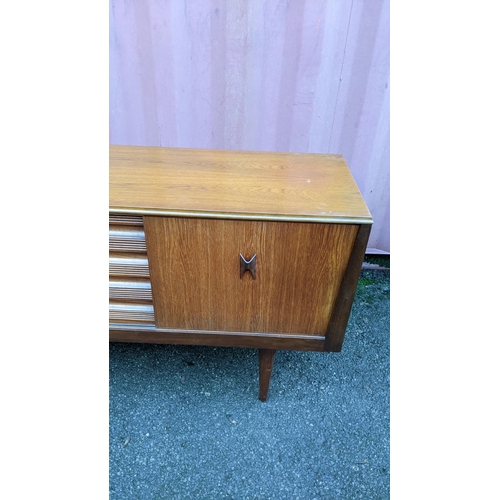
[109,268,390,499]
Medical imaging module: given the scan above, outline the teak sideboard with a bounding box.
[109,146,372,401]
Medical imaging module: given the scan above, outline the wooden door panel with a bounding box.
[143,217,357,335]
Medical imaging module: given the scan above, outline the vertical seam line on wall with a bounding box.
[328,0,354,152]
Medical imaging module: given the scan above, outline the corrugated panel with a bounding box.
[109,227,147,253]
[109,254,150,277]
[109,0,389,252]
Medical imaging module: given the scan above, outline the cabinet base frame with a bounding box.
[109,324,325,352]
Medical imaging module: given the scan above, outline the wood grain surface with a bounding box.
[143,216,358,335]
[259,349,276,401]
[324,224,371,352]
[110,146,372,224]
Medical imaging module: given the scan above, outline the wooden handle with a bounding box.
[240,253,257,280]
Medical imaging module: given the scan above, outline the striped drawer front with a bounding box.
[109,227,147,252]
[109,254,150,277]
[109,279,152,301]
[109,213,155,325]
[109,213,144,226]
[109,303,155,324]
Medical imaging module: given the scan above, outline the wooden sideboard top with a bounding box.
[110,145,372,224]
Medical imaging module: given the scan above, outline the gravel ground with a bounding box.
[109,268,390,499]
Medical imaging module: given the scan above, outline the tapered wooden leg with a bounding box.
[258,349,276,402]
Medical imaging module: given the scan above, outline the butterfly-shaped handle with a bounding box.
[240,253,257,280]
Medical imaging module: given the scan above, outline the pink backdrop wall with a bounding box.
[110,0,389,252]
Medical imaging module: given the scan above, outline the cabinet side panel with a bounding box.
[144,217,357,335]
[324,224,371,352]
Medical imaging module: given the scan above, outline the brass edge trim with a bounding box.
[108,323,325,341]
[109,207,373,225]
